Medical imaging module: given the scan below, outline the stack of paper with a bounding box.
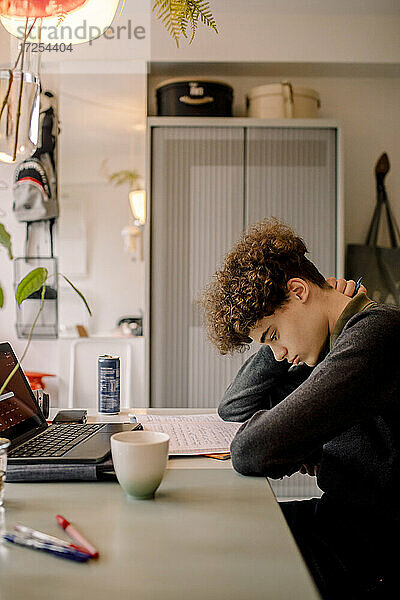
[135,414,242,455]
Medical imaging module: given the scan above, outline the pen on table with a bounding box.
[3,533,91,563]
[14,523,92,556]
[56,515,99,558]
[352,277,363,297]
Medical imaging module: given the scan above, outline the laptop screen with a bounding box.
[0,342,46,444]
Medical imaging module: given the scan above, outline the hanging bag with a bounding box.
[12,91,59,257]
[346,153,400,306]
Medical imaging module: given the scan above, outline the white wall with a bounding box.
[150,0,400,64]
[55,70,146,335]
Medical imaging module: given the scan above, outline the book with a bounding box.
[202,453,231,460]
[129,413,242,455]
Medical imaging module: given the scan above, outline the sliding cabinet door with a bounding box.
[246,127,338,277]
[151,127,246,408]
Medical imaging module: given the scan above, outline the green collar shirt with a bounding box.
[330,292,376,351]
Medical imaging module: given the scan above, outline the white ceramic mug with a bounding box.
[111,431,169,500]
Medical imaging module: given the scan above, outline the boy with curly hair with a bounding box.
[200,218,400,599]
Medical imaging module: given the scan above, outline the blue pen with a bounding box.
[352,277,363,297]
[3,533,90,562]
[14,523,92,555]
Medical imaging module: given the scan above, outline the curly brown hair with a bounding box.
[199,218,329,354]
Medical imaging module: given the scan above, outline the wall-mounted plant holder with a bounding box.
[14,257,58,339]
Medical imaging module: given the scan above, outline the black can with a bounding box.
[156,78,233,117]
[98,355,120,414]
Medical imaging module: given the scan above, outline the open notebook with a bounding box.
[129,414,242,455]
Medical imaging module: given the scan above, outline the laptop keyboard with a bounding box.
[9,423,106,458]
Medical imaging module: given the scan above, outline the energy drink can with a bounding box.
[98,355,120,414]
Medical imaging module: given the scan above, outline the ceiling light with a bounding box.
[0,0,120,45]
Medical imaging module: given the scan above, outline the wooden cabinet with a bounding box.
[148,118,342,408]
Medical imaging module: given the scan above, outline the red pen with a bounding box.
[14,523,92,556]
[56,515,99,559]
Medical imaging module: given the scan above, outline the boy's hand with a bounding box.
[326,277,367,297]
[299,463,319,476]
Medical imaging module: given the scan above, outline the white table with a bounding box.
[0,409,320,599]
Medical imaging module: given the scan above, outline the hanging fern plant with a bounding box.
[153,1,218,46]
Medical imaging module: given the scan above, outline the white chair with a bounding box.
[67,337,145,409]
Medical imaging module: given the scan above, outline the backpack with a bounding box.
[12,91,59,255]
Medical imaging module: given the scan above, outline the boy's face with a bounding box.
[249,280,328,367]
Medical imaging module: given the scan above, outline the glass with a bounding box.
[0,69,40,163]
[0,438,11,507]
[14,257,58,339]
[0,506,5,537]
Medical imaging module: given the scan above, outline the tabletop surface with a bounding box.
[0,409,320,599]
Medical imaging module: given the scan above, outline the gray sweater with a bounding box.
[219,294,400,513]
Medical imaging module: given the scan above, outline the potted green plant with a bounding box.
[0,222,91,395]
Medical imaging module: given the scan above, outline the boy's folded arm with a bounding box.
[230,310,396,478]
[218,345,312,423]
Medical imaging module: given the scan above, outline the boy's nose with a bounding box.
[271,345,287,361]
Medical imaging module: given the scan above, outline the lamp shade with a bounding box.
[129,189,146,226]
[0,0,120,44]
[0,1,87,17]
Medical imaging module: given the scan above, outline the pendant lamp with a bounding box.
[0,1,121,163]
[0,1,88,17]
[0,0,120,44]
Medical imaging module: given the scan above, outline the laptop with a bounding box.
[0,342,136,464]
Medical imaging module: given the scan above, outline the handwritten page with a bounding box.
[135,414,242,455]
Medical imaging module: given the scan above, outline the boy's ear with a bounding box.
[286,278,309,302]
